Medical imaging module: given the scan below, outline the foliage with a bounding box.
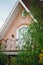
[39,49,43,65]
[27,1,43,64]
[11,57,17,65]
[22,9,29,18]
[28,0,43,27]
[15,21,43,65]
[0,52,8,65]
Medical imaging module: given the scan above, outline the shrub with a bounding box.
[15,21,43,65]
[28,0,43,27]
[0,52,8,65]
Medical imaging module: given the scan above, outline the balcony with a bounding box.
[0,38,25,51]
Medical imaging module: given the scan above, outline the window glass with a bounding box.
[16,26,28,49]
[18,27,28,39]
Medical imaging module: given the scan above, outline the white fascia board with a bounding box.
[0,1,21,39]
[19,0,38,23]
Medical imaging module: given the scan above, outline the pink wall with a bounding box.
[4,8,32,40]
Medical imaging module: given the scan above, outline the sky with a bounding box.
[0,0,17,30]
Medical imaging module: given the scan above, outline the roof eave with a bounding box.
[0,1,20,39]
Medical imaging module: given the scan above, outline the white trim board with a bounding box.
[19,0,38,23]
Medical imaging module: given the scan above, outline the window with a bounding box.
[16,25,28,49]
[17,26,28,39]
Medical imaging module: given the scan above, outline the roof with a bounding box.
[0,0,18,30]
[22,0,30,9]
[0,0,19,39]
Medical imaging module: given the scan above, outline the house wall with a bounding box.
[4,7,32,41]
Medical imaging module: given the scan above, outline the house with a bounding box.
[0,0,32,51]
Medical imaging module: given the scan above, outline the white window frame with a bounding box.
[16,25,28,49]
[16,25,28,39]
